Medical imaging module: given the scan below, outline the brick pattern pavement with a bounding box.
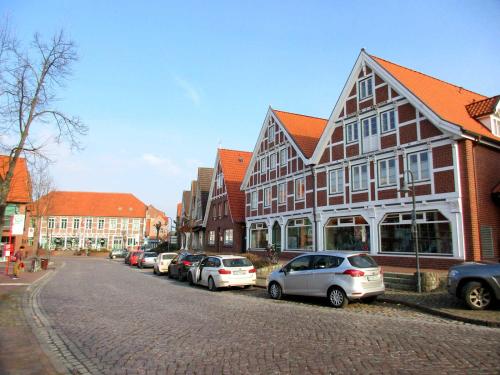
[34,258,500,374]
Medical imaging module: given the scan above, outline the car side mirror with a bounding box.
[281,267,287,275]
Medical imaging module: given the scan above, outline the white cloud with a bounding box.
[173,75,201,106]
[141,153,182,176]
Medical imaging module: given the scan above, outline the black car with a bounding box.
[168,252,206,281]
[109,248,128,259]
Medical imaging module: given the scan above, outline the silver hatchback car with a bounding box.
[267,251,385,308]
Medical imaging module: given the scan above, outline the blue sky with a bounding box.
[2,1,499,219]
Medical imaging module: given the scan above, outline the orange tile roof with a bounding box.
[272,109,328,158]
[218,148,252,222]
[176,203,182,218]
[466,95,499,119]
[370,55,498,140]
[0,156,31,203]
[35,191,147,217]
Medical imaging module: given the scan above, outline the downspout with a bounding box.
[465,139,481,261]
[309,164,318,252]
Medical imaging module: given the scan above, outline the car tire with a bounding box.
[463,281,493,310]
[243,285,252,289]
[168,270,173,279]
[362,296,378,304]
[268,282,282,300]
[328,286,348,308]
[208,277,217,292]
[187,272,194,286]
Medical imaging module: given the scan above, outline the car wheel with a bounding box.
[187,272,194,286]
[208,277,217,292]
[328,286,348,308]
[268,282,282,300]
[362,296,378,304]
[463,281,492,310]
[243,285,252,289]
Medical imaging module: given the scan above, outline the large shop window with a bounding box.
[250,223,268,249]
[380,210,452,255]
[324,216,370,251]
[287,218,313,250]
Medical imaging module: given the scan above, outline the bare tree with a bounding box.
[28,158,55,256]
[0,26,87,230]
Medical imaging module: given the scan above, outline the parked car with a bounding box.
[267,251,385,308]
[137,252,157,269]
[168,252,206,281]
[154,252,177,275]
[109,248,128,259]
[447,262,500,310]
[129,250,143,267]
[187,255,256,291]
[124,251,132,264]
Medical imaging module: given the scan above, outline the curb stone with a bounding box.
[22,261,104,375]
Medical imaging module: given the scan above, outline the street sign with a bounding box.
[11,214,25,235]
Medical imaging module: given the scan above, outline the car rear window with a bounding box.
[347,254,378,268]
[162,254,176,259]
[222,258,253,267]
[186,255,205,262]
[144,252,156,257]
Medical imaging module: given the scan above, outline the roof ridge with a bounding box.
[369,54,487,99]
[271,108,328,121]
[218,148,252,154]
[52,191,135,195]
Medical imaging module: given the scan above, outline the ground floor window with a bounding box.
[380,210,452,254]
[324,216,370,251]
[112,237,123,249]
[224,229,233,245]
[250,223,268,249]
[208,231,215,245]
[287,218,313,250]
[67,237,79,248]
[127,237,137,246]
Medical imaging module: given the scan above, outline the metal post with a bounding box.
[407,170,421,293]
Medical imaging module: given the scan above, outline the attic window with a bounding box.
[492,117,500,137]
[359,77,373,100]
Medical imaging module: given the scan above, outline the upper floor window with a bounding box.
[85,218,93,230]
[359,77,373,100]
[408,151,430,181]
[329,168,344,195]
[264,187,271,207]
[251,191,258,210]
[268,124,275,142]
[270,153,277,169]
[73,218,80,229]
[208,231,215,245]
[280,148,287,166]
[132,219,140,231]
[216,173,224,189]
[278,183,286,204]
[378,158,397,187]
[491,117,500,137]
[260,157,267,173]
[48,217,55,229]
[224,201,228,216]
[295,178,305,201]
[345,122,358,143]
[109,218,117,230]
[98,218,104,229]
[224,229,234,245]
[351,164,368,191]
[381,109,396,133]
[61,218,67,229]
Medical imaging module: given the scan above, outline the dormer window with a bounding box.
[359,77,373,100]
[492,116,500,137]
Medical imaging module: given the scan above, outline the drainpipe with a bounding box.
[309,164,318,252]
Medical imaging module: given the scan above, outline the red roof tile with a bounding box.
[36,191,147,217]
[272,109,328,158]
[370,55,498,140]
[176,203,182,218]
[0,156,31,203]
[466,95,500,119]
[218,149,252,222]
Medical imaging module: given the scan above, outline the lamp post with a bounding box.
[399,170,422,293]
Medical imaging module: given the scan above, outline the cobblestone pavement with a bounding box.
[35,258,500,374]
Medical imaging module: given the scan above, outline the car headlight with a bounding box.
[448,270,459,278]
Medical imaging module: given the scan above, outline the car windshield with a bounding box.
[144,252,156,257]
[185,254,205,262]
[347,254,378,268]
[222,258,253,267]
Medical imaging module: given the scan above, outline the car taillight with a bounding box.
[218,269,231,275]
[343,269,365,277]
[248,268,256,273]
[182,260,192,266]
[141,259,145,263]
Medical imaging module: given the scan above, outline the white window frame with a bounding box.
[345,122,359,143]
[268,124,275,141]
[98,218,104,230]
[224,229,233,245]
[48,217,55,229]
[73,218,80,229]
[85,218,92,230]
[378,158,397,187]
[328,168,344,195]
[270,153,277,169]
[280,148,287,166]
[208,231,215,245]
[278,183,286,204]
[61,218,67,229]
[251,191,258,210]
[264,187,271,207]
[359,76,373,100]
[408,151,430,181]
[380,109,396,133]
[260,157,267,173]
[351,164,368,191]
[109,218,117,230]
[295,177,305,201]
[132,219,140,231]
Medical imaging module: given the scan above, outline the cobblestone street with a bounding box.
[33,258,500,374]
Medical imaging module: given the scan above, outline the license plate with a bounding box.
[367,275,379,281]
[233,271,245,275]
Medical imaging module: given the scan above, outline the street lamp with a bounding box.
[399,170,422,293]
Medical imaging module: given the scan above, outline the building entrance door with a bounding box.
[272,222,281,252]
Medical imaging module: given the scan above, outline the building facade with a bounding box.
[204,149,251,253]
[191,167,214,251]
[144,205,168,241]
[34,191,148,250]
[242,50,500,268]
